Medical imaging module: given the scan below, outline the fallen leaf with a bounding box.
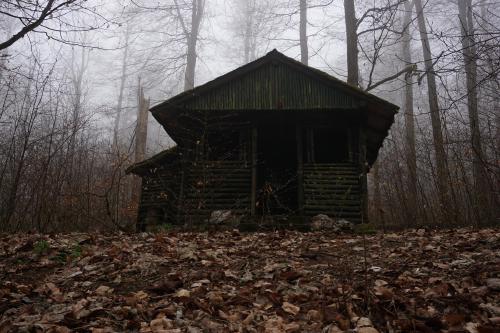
[282,302,300,316]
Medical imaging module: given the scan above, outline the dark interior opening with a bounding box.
[257,121,298,215]
[206,130,240,160]
[313,127,349,163]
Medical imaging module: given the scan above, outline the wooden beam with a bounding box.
[251,127,258,216]
[306,128,315,163]
[347,127,353,162]
[176,169,185,225]
[296,124,304,215]
[358,126,369,223]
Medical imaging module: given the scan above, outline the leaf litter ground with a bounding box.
[0,228,499,332]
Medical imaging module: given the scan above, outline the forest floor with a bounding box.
[0,228,499,333]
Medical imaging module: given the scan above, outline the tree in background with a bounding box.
[343,0,358,86]
[401,0,418,225]
[0,0,498,231]
[457,0,492,225]
[300,0,308,65]
[414,0,453,224]
[0,0,108,50]
[228,0,287,64]
[175,0,205,90]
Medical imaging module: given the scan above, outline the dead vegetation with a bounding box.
[1,228,499,332]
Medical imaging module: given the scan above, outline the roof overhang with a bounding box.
[149,49,398,166]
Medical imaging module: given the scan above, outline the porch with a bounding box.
[178,118,367,225]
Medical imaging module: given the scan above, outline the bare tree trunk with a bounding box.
[113,23,130,150]
[344,0,359,86]
[457,0,490,225]
[244,13,252,63]
[243,0,255,63]
[300,0,308,65]
[182,0,204,91]
[414,0,451,224]
[480,1,500,218]
[135,82,149,166]
[68,48,86,161]
[372,160,381,224]
[402,0,417,226]
[133,80,149,229]
[69,47,89,226]
[110,24,131,228]
[184,36,197,91]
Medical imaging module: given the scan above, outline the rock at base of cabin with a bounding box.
[311,215,354,232]
[311,214,337,231]
[336,219,354,231]
[311,214,334,231]
[209,210,238,226]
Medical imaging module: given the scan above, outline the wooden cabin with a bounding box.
[127,50,398,230]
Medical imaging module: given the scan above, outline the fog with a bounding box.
[0,0,498,231]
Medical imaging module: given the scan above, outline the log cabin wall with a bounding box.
[134,118,368,228]
[299,122,363,223]
[129,50,398,229]
[136,161,182,230]
[302,162,362,223]
[137,162,364,227]
[181,160,252,225]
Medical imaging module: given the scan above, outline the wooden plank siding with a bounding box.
[137,166,182,229]
[182,62,364,111]
[181,161,252,225]
[138,160,363,227]
[303,163,362,223]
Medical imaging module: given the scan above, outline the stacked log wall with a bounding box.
[303,162,362,223]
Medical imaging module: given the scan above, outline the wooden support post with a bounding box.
[359,126,368,223]
[296,124,304,215]
[176,169,185,225]
[306,128,315,163]
[309,129,315,163]
[251,127,258,216]
[347,127,353,162]
[239,129,246,165]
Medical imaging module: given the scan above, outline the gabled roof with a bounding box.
[151,49,398,114]
[149,49,399,165]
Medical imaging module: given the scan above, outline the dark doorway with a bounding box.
[257,121,298,215]
[313,127,349,163]
[206,130,240,160]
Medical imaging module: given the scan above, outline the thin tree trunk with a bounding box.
[113,24,130,150]
[402,0,417,226]
[414,0,451,224]
[184,37,197,91]
[135,82,149,166]
[183,0,204,91]
[458,0,490,226]
[133,80,149,229]
[243,1,255,63]
[480,1,500,220]
[111,25,131,226]
[373,160,381,224]
[344,0,358,86]
[300,0,308,65]
[67,47,88,229]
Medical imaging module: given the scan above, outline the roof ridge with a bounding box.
[150,49,398,114]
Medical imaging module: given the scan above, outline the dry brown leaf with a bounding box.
[282,301,300,316]
[95,285,112,296]
[174,289,190,298]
